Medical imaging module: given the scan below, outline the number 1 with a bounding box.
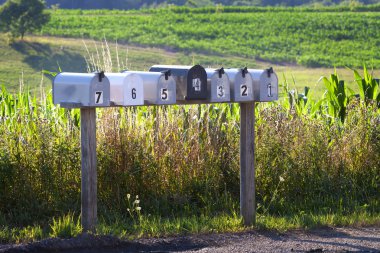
[267,83,273,97]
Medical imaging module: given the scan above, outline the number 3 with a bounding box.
[217,85,224,98]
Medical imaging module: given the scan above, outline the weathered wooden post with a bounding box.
[80,108,97,232]
[240,102,256,226]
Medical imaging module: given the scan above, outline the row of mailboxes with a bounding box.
[52,65,278,107]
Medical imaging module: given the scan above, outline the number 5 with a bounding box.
[161,88,168,101]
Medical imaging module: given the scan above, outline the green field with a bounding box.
[0,5,380,244]
[41,7,380,68]
[1,36,378,97]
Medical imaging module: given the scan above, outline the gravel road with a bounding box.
[1,227,379,253]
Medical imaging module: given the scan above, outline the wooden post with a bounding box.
[80,108,97,232]
[240,102,256,226]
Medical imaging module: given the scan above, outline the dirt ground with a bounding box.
[0,227,379,253]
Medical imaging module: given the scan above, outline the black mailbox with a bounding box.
[149,65,208,100]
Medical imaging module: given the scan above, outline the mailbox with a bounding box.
[205,68,231,103]
[123,71,176,105]
[149,65,208,101]
[106,73,144,106]
[248,67,278,102]
[53,72,110,107]
[224,68,254,102]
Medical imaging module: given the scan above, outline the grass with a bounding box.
[0,35,379,96]
[0,18,379,244]
[1,212,379,243]
[0,81,379,242]
[42,8,380,68]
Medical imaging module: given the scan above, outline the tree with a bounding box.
[0,0,50,39]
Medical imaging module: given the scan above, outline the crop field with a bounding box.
[0,66,379,242]
[0,5,380,244]
[1,36,378,97]
[41,7,380,68]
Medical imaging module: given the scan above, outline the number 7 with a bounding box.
[95,91,102,104]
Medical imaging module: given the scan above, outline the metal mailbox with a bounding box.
[149,65,208,101]
[106,73,144,106]
[224,68,254,102]
[205,68,231,103]
[248,67,278,102]
[53,72,110,107]
[123,70,176,105]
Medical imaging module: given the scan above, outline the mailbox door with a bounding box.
[208,71,230,102]
[234,72,253,102]
[124,74,144,106]
[249,69,278,102]
[157,76,176,104]
[186,65,208,100]
[225,69,254,102]
[260,72,278,101]
[89,76,111,107]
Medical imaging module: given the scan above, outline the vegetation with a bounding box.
[0,53,379,242]
[1,212,379,243]
[2,36,375,95]
[0,1,379,245]
[41,7,380,68]
[0,0,50,39]
[1,0,379,9]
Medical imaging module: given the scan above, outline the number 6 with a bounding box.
[132,88,137,99]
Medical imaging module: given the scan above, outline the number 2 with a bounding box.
[241,85,248,97]
[95,91,103,104]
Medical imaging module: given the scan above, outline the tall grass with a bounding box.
[0,41,379,239]
[0,70,379,228]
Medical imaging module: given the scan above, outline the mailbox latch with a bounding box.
[98,71,105,82]
[216,67,225,78]
[241,67,248,78]
[266,67,274,78]
[162,70,171,81]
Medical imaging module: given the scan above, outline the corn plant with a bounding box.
[353,66,380,107]
[322,72,353,123]
[281,77,324,118]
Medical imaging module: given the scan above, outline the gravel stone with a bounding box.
[0,227,379,253]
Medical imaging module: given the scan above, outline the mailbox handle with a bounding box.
[266,67,274,78]
[98,71,105,82]
[241,67,248,78]
[161,70,171,81]
[216,67,225,78]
